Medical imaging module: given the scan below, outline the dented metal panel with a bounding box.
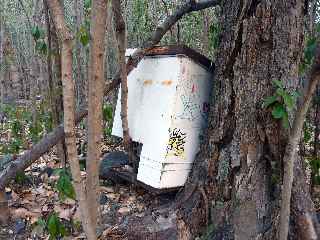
[112,46,213,189]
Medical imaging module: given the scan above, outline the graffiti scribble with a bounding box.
[178,94,201,121]
[166,128,186,158]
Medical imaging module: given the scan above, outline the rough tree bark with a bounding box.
[45,1,96,239]
[86,0,109,232]
[177,1,318,239]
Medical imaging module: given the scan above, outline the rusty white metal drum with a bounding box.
[112,48,213,189]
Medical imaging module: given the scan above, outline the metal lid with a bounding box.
[145,45,214,72]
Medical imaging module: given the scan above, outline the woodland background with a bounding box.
[1,0,320,240]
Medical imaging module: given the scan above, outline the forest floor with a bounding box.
[2,127,320,240]
[0,130,177,240]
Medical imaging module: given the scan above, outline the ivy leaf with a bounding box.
[272,104,286,119]
[84,0,91,9]
[35,41,47,55]
[276,88,286,98]
[272,79,283,89]
[262,95,278,108]
[31,26,41,40]
[282,92,294,110]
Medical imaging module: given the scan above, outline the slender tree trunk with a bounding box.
[86,0,109,231]
[30,0,41,127]
[0,11,3,104]
[44,0,66,167]
[51,14,67,167]
[112,0,135,169]
[177,1,317,239]
[74,0,86,107]
[314,87,320,161]
[46,1,96,239]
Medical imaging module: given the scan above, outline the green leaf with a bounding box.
[11,120,22,137]
[31,26,41,40]
[208,23,221,50]
[103,104,113,122]
[47,213,66,240]
[304,123,312,143]
[78,26,90,47]
[272,80,283,89]
[84,0,91,9]
[29,118,44,144]
[299,62,307,74]
[282,92,295,110]
[272,104,286,119]
[35,41,47,55]
[263,95,278,108]
[47,214,59,239]
[36,218,46,228]
[304,37,317,65]
[276,88,286,98]
[291,91,300,100]
[56,170,76,200]
[15,171,28,184]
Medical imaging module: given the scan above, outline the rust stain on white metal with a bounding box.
[161,80,173,86]
[143,79,153,85]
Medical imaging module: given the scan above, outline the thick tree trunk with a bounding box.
[177,1,317,239]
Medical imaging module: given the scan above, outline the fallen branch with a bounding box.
[0,110,86,189]
[0,0,220,190]
[279,43,320,239]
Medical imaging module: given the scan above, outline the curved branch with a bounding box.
[279,43,320,240]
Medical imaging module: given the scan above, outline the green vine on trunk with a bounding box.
[263,80,299,128]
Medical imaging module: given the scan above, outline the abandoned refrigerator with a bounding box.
[112,46,214,189]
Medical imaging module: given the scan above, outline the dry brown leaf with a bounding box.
[72,206,82,222]
[11,207,41,220]
[54,204,74,221]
